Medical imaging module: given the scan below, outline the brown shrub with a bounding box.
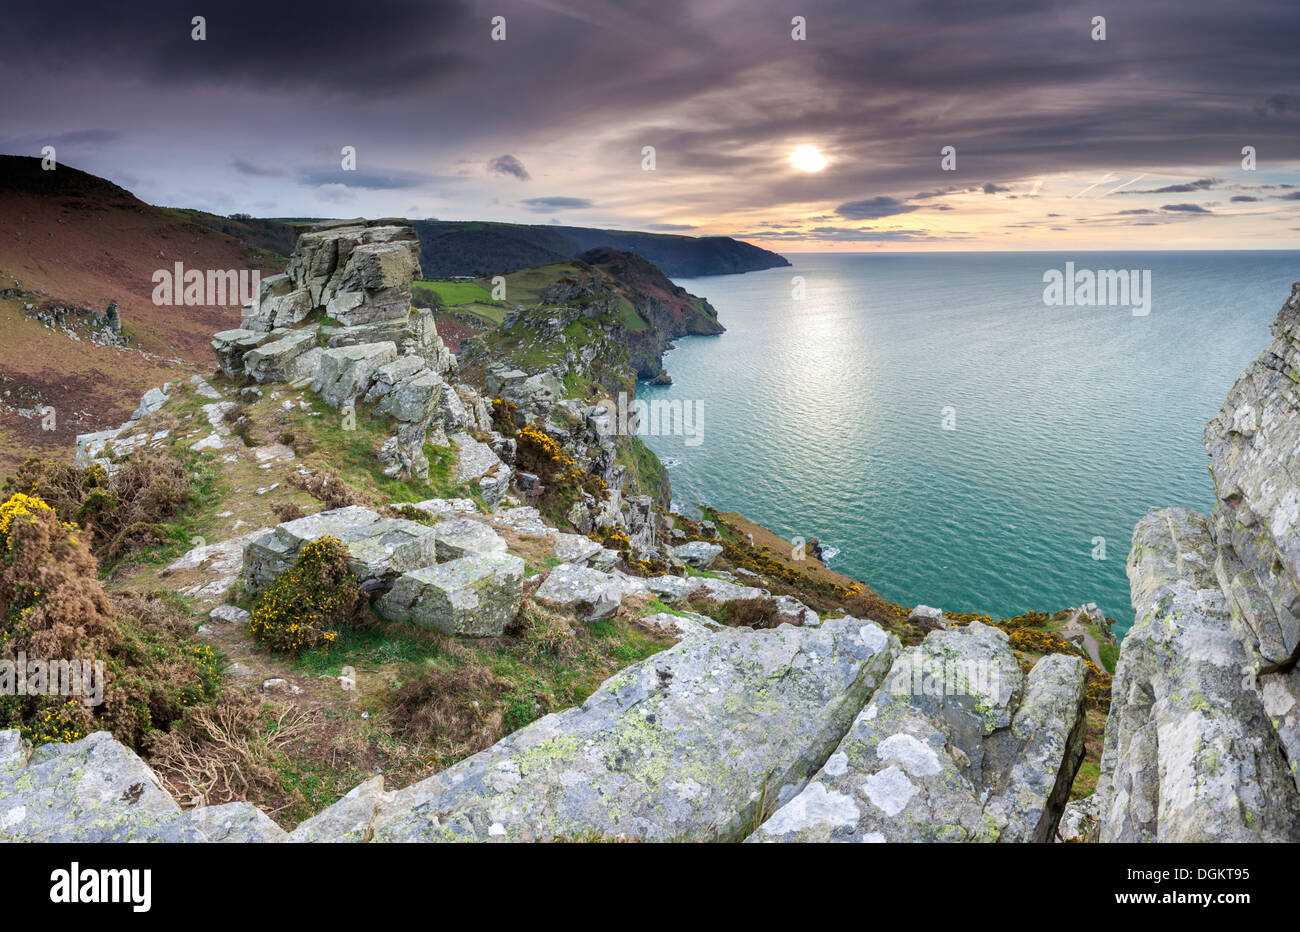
[291,468,368,510]
[0,494,219,749]
[270,501,306,522]
[688,595,783,629]
[148,692,313,811]
[4,451,190,562]
[388,661,508,760]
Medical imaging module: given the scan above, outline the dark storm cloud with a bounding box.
[3,0,1299,223]
[1,0,478,93]
[488,155,531,181]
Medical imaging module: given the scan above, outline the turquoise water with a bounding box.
[641,252,1299,635]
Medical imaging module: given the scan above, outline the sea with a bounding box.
[640,251,1300,636]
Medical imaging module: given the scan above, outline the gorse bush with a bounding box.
[248,536,365,652]
[491,399,606,506]
[0,492,220,749]
[3,452,191,562]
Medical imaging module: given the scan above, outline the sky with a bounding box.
[3,0,1299,251]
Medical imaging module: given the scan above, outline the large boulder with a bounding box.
[286,219,421,311]
[429,516,508,561]
[242,328,318,384]
[212,328,276,377]
[534,563,625,622]
[750,622,1087,843]
[307,617,897,841]
[1094,508,1300,842]
[376,368,444,424]
[0,731,285,842]
[313,342,398,408]
[552,532,602,566]
[241,506,440,596]
[672,541,723,569]
[374,554,525,636]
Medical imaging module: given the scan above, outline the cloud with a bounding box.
[1230,195,1259,202]
[1116,209,1155,215]
[315,183,353,203]
[297,165,434,190]
[646,223,696,231]
[1125,178,1219,194]
[487,154,530,181]
[835,196,920,220]
[982,183,1010,194]
[233,158,286,178]
[520,196,594,212]
[1161,203,1211,213]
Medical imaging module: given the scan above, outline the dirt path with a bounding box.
[1062,608,1105,668]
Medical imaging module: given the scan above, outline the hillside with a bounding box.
[0,155,289,470]
[412,219,789,279]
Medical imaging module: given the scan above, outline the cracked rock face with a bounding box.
[750,622,1087,843]
[1094,507,1300,842]
[1203,281,1300,790]
[374,554,526,637]
[0,731,284,842]
[313,617,898,842]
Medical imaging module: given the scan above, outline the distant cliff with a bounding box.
[412,220,790,279]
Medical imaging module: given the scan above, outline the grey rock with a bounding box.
[751,623,1086,843]
[672,541,723,569]
[376,368,444,424]
[313,342,398,408]
[131,386,170,421]
[552,532,602,566]
[644,574,694,605]
[374,554,525,637]
[1094,507,1300,842]
[534,563,624,622]
[241,506,439,596]
[212,328,276,377]
[638,611,722,639]
[243,329,317,384]
[0,731,287,842]
[320,617,899,842]
[430,516,508,561]
[208,604,250,625]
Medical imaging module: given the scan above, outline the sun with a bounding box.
[790,144,828,172]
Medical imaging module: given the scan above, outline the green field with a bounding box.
[412,280,497,306]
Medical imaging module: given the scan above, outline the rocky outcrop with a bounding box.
[0,731,284,842]
[750,623,1087,842]
[1093,282,1300,842]
[300,617,898,842]
[1094,508,1300,841]
[241,506,440,596]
